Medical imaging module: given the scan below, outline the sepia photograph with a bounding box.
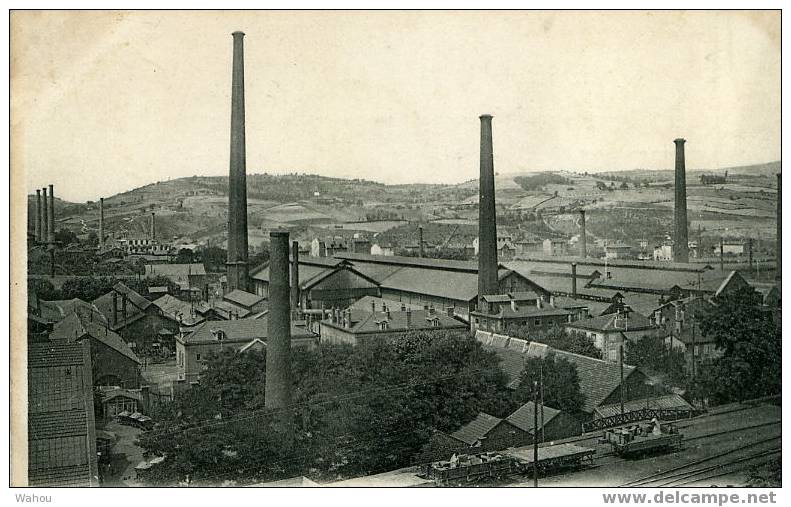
[8,7,783,496]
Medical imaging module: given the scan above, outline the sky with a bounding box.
[12,10,781,202]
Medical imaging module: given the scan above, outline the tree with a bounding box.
[175,248,194,264]
[137,331,515,484]
[693,286,780,404]
[626,335,687,386]
[86,231,99,247]
[201,246,227,272]
[514,352,585,414]
[28,278,61,301]
[620,181,629,190]
[59,276,117,301]
[54,228,78,246]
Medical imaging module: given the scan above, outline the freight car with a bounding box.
[602,419,683,457]
[422,452,515,486]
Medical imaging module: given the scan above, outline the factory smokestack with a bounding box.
[290,240,300,316]
[266,231,292,412]
[48,184,55,277]
[99,198,105,250]
[35,189,42,242]
[41,188,49,245]
[418,225,425,258]
[478,114,498,304]
[776,173,781,283]
[150,212,156,241]
[579,210,587,258]
[226,31,249,292]
[673,138,689,263]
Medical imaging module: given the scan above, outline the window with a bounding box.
[534,319,541,327]
[196,353,201,361]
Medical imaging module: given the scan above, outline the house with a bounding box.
[50,310,142,388]
[653,244,673,262]
[542,238,568,257]
[505,401,580,442]
[603,242,634,260]
[151,294,208,333]
[516,239,543,257]
[470,293,572,334]
[478,335,654,420]
[144,263,207,298]
[347,235,372,254]
[92,282,176,351]
[28,340,99,486]
[564,310,658,363]
[175,318,318,383]
[320,305,468,346]
[417,412,525,462]
[370,243,396,256]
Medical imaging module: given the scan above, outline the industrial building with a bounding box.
[320,304,468,346]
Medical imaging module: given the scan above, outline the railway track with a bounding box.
[586,420,781,467]
[618,435,781,487]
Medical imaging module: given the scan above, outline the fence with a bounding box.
[582,408,695,433]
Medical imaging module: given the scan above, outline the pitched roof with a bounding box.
[450,412,502,445]
[152,294,206,326]
[323,308,467,334]
[144,263,206,277]
[182,318,316,344]
[91,283,151,329]
[506,401,561,435]
[474,303,572,320]
[565,311,655,333]
[223,289,265,308]
[28,340,97,487]
[50,312,140,364]
[480,335,639,413]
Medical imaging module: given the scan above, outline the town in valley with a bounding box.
[19,12,781,489]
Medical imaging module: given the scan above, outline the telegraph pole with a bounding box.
[533,380,539,488]
[690,305,696,381]
[619,344,625,415]
[539,362,545,444]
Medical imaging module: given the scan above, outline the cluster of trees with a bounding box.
[506,324,601,360]
[690,286,780,404]
[626,335,687,386]
[137,331,518,485]
[513,352,585,414]
[514,173,573,192]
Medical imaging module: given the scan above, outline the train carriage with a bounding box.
[602,419,683,457]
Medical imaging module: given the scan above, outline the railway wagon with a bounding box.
[506,443,596,474]
[422,452,515,486]
[603,420,683,457]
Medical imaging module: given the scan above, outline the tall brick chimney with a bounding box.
[35,189,42,242]
[41,187,49,244]
[478,114,498,305]
[150,212,156,241]
[99,198,105,250]
[579,209,587,258]
[266,230,292,412]
[418,225,425,258]
[48,184,56,277]
[47,184,55,245]
[290,240,300,315]
[226,31,250,292]
[673,138,689,263]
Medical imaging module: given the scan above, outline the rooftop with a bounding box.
[322,308,467,335]
[566,311,655,333]
[506,401,561,435]
[50,311,141,364]
[223,289,265,308]
[181,318,317,345]
[479,335,639,414]
[450,412,502,445]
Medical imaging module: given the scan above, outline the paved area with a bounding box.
[100,420,145,487]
